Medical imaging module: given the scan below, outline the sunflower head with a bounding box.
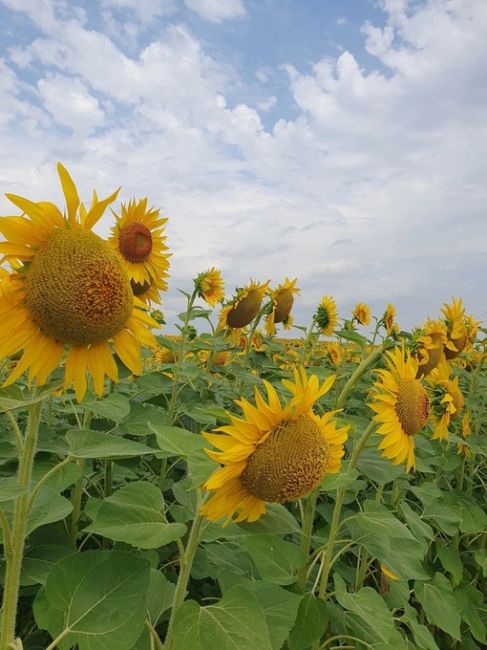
[195,268,225,307]
[315,295,338,336]
[441,297,467,359]
[428,358,464,440]
[327,341,343,366]
[265,278,299,336]
[110,198,170,299]
[0,164,157,401]
[369,346,429,472]
[200,367,349,524]
[382,303,397,334]
[218,280,269,331]
[414,319,448,378]
[352,303,371,326]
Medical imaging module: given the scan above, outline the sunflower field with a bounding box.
[0,166,486,650]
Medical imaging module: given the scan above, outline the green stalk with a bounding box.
[297,488,319,591]
[335,343,389,409]
[0,401,42,649]
[167,289,198,424]
[70,458,86,544]
[164,499,205,649]
[301,317,317,364]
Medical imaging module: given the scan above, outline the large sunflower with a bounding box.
[110,198,170,302]
[369,347,430,472]
[428,358,464,441]
[0,164,158,401]
[218,279,269,333]
[200,367,349,524]
[265,277,300,336]
[315,295,338,336]
[441,297,467,359]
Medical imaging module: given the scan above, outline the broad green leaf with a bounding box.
[146,569,176,624]
[0,477,27,502]
[321,467,359,491]
[66,430,155,458]
[455,585,486,645]
[21,545,74,586]
[423,501,461,536]
[355,447,404,483]
[288,594,328,650]
[237,503,301,535]
[414,573,461,640]
[81,393,130,422]
[85,481,186,548]
[0,381,61,412]
[151,423,204,457]
[245,535,305,585]
[458,500,487,534]
[192,543,254,580]
[31,461,82,493]
[410,482,443,505]
[172,586,272,650]
[38,550,151,650]
[437,543,463,585]
[27,488,73,535]
[403,605,440,650]
[249,583,302,650]
[119,403,167,437]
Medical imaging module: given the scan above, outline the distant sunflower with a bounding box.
[195,268,225,307]
[457,412,472,458]
[218,279,269,333]
[464,314,482,350]
[265,278,300,336]
[428,358,464,441]
[441,297,467,359]
[352,303,371,326]
[382,304,398,334]
[0,164,157,401]
[110,198,170,302]
[327,341,342,366]
[315,295,338,336]
[200,367,349,524]
[414,319,447,378]
[369,347,430,472]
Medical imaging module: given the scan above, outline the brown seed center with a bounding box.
[226,289,263,328]
[395,378,430,436]
[241,414,329,502]
[274,289,294,323]
[118,222,153,262]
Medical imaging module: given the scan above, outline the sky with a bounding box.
[0,0,486,333]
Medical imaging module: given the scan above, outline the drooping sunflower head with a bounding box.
[195,268,225,307]
[441,297,467,359]
[218,279,270,331]
[352,302,371,326]
[110,198,170,299]
[382,303,398,334]
[414,319,447,378]
[200,367,349,524]
[0,164,157,401]
[464,314,482,349]
[265,277,300,336]
[315,295,338,336]
[427,358,464,441]
[369,346,430,472]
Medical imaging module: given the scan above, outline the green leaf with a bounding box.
[455,585,486,645]
[237,503,301,535]
[66,430,155,459]
[321,467,359,491]
[84,481,186,548]
[0,477,27,502]
[27,488,73,535]
[288,594,328,650]
[21,545,74,586]
[414,573,461,640]
[0,382,61,413]
[37,550,151,650]
[355,447,404,483]
[403,605,440,650]
[250,583,302,650]
[146,569,176,624]
[245,535,305,585]
[150,423,204,457]
[437,543,463,585]
[423,501,461,536]
[172,586,272,650]
[31,461,82,493]
[119,403,167,437]
[458,500,487,534]
[81,393,130,422]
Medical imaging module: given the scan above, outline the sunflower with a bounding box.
[352,303,371,326]
[265,278,300,336]
[464,314,482,350]
[382,303,398,334]
[369,347,430,472]
[195,268,225,307]
[441,297,467,359]
[327,341,343,366]
[0,164,158,401]
[457,412,472,458]
[414,319,447,378]
[428,358,464,441]
[315,295,338,336]
[200,367,349,524]
[110,198,170,302]
[218,280,269,333]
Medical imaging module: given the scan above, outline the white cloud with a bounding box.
[184,0,246,23]
[0,0,486,329]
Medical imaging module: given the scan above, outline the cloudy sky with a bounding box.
[0,0,486,332]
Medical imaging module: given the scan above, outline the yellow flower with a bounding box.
[327,341,343,366]
[352,303,371,326]
[0,164,157,401]
[383,304,398,334]
[414,319,447,378]
[428,358,464,441]
[218,280,269,332]
[457,412,472,458]
[110,198,170,302]
[315,295,338,336]
[464,314,482,349]
[195,268,225,307]
[265,278,300,336]
[380,564,400,582]
[369,347,430,472]
[200,367,349,524]
[441,297,467,359]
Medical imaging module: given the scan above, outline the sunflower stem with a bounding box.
[164,495,205,649]
[167,289,198,424]
[0,400,42,650]
[335,343,390,410]
[298,488,319,591]
[301,317,317,364]
[70,458,86,544]
[5,412,23,454]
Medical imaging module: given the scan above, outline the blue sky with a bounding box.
[0,0,486,332]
